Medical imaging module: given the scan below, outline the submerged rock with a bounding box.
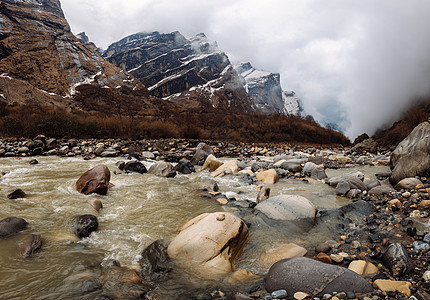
[0,217,28,238]
[76,165,111,195]
[18,234,42,257]
[148,161,176,177]
[265,257,373,296]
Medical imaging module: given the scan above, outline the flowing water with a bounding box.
[0,156,390,299]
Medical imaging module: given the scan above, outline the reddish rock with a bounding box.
[76,165,111,195]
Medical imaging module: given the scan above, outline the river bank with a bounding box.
[1,135,429,300]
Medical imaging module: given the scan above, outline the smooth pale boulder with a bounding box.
[255,195,318,224]
[260,243,307,268]
[76,165,111,195]
[394,177,422,191]
[201,154,224,172]
[211,160,239,177]
[167,212,248,278]
[265,257,373,296]
[390,120,430,185]
[256,169,279,184]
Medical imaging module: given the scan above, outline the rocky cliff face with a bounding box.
[234,62,303,116]
[104,32,256,113]
[0,0,142,97]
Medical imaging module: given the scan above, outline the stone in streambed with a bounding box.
[73,215,98,238]
[260,243,307,267]
[148,161,176,178]
[381,243,413,277]
[211,160,239,177]
[174,159,195,174]
[0,217,28,238]
[18,234,42,257]
[7,188,26,199]
[167,212,248,278]
[76,165,111,195]
[265,257,373,296]
[139,239,173,278]
[201,154,223,172]
[394,177,422,190]
[256,169,279,184]
[124,160,147,174]
[373,279,411,297]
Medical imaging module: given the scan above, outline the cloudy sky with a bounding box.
[61,0,430,138]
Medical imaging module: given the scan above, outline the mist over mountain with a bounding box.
[61,0,430,138]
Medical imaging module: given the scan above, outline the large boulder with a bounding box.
[265,257,373,296]
[390,120,430,185]
[76,165,111,195]
[394,177,422,191]
[148,161,176,177]
[0,217,28,238]
[167,212,248,278]
[255,195,318,230]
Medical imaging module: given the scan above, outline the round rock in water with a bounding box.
[265,257,373,296]
[76,165,111,195]
[0,217,28,238]
[73,215,98,238]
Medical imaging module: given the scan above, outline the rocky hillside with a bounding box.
[104,31,302,115]
[234,62,303,115]
[0,0,142,98]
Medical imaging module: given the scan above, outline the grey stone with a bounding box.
[336,181,350,195]
[148,161,176,177]
[265,257,373,296]
[381,243,413,276]
[271,289,288,299]
[368,186,395,195]
[0,217,28,238]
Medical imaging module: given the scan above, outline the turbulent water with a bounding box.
[0,156,390,299]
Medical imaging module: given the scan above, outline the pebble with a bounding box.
[330,254,344,263]
[294,292,310,300]
[271,289,288,299]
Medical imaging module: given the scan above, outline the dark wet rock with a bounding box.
[390,121,430,185]
[139,239,173,279]
[174,159,195,174]
[279,160,303,172]
[76,165,111,195]
[148,161,176,177]
[265,257,373,296]
[124,160,147,174]
[116,161,125,171]
[365,180,381,191]
[7,188,26,199]
[45,138,58,150]
[191,143,214,165]
[73,215,98,238]
[381,243,413,277]
[28,139,44,150]
[102,266,150,299]
[31,147,43,155]
[351,138,378,153]
[18,234,42,257]
[336,181,350,195]
[368,186,395,195]
[213,183,219,192]
[29,159,39,165]
[0,217,28,238]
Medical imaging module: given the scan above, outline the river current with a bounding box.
[0,156,390,299]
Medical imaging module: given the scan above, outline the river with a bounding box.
[0,156,390,299]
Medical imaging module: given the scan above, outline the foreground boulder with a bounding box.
[73,215,98,238]
[76,165,111,195]
[390,120,430,185]
[167,212,248,278]
[0,217,28,238]
[265,257,373,296]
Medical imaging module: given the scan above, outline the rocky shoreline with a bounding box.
[1,125,430,300]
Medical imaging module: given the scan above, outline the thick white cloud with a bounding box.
[61,0,430,138]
